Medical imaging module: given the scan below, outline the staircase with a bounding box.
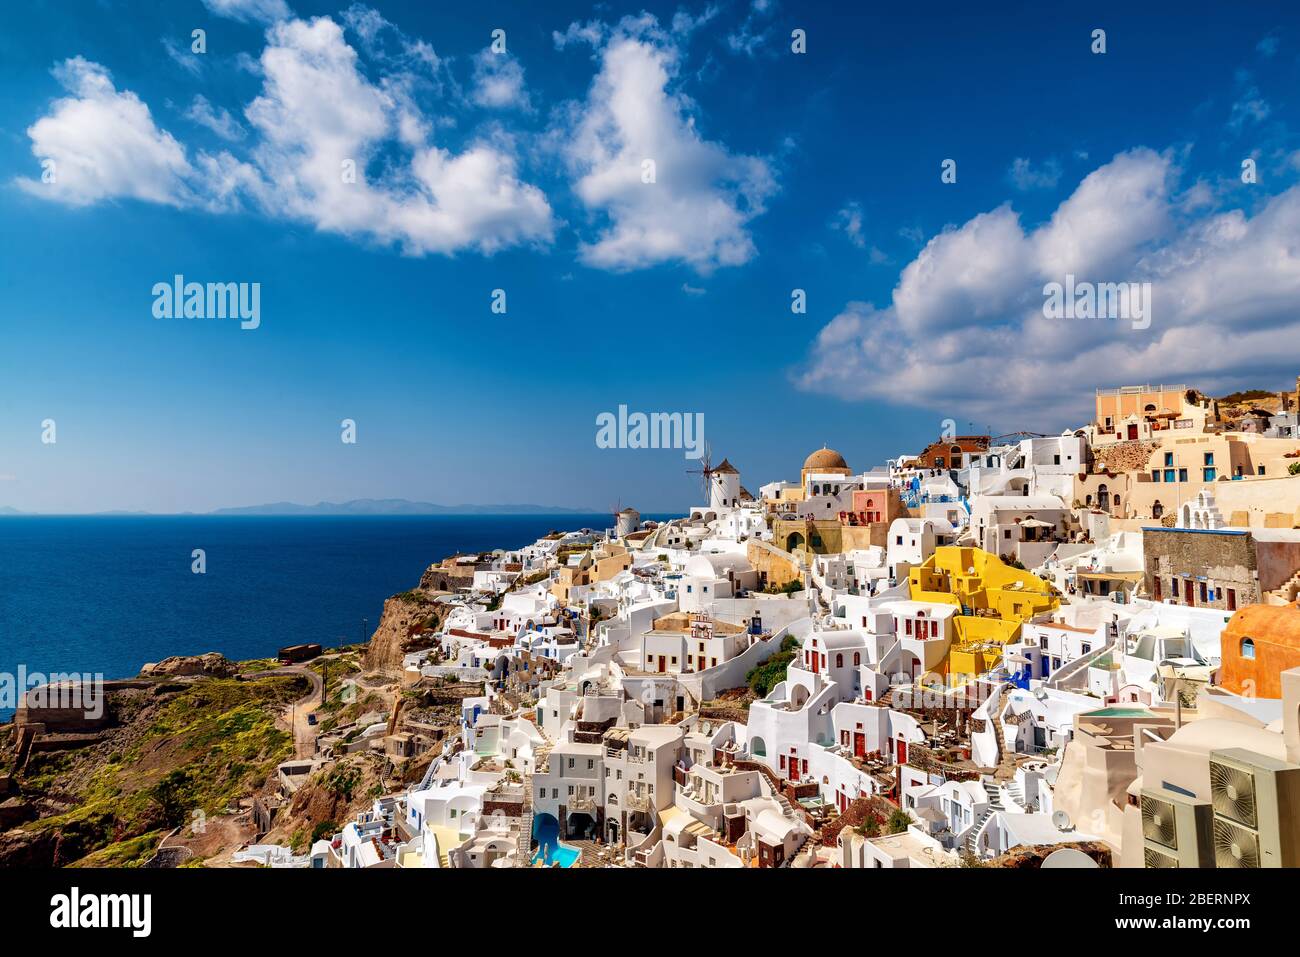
[1003,780,1025,810]
[1046,638,1114,690]
[1266,568,1300,605]
[964,778,1003,855]
[416,741,452,792]
[516,799,534,866]
[534,741,554,772]
[515,737,552,866]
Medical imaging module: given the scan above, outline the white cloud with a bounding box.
[242,16,553,255]
[727,0,777,56]
[200,0,290,24]
[1007,156,1061,191]
[18,58,195,207]
[185,94,246,141]
[1229,86,1271,131]
[553,20,607,51]
[672,5,720,37]
[470,48,531,110]
[832,201,865,248]
[554,15,776,272]
[795,148,1300,425]
[340,3,440,77]
[22,17,554,257]
[162,36,203,76]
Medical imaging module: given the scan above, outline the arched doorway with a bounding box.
[900,652,922,681]
[567,812,595,840]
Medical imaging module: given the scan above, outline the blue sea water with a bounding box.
[0,514,663,720]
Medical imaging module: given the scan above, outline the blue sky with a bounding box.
[1,0,1298,513]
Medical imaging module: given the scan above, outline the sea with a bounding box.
[0,514,669,720]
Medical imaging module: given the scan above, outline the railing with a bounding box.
[568,793,596,813]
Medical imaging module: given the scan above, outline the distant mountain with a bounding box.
[0,506,21,515]
[206,498,595,516]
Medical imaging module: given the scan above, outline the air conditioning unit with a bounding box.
[1143,846,1180,868]
[1140,787,1214,868]
[1209,748,1300,868]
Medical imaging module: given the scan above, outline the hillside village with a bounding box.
[10,380,1300,870]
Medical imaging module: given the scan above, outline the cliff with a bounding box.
[0,673,301,867]
[363,589,450,674]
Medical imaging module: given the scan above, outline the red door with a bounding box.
[897,739,907,764]
[1127,424,1138,440]
[789,750,799,779]
[853,733,866,758]
[657,655,666,673]
[1183,579,1194,605]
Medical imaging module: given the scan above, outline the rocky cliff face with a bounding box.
[1091,440,1159,475]
[139,652,239,678]
[363,590,449,674]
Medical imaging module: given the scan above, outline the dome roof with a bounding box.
[803,447,849,472]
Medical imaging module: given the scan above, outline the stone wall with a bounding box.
[1142,528,1258,608]
[1092,440,1160,474]
[746,540,802,589]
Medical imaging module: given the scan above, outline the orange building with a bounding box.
[1218,603,1300,699]
[913,435,989,470]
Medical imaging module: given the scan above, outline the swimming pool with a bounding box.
[1087,706,1155,718]
[531,814,580,867]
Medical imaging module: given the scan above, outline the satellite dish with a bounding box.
[1041,847,1098,869]
[1052,809,1072,830]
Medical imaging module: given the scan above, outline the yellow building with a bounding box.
[908,546,1059,679]
[771,518,884,560]
[550,541,632,602]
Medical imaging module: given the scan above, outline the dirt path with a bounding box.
[242,665,324,759]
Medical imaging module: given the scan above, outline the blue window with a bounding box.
[1164,452,1174,466]
[1241,638,1256,660]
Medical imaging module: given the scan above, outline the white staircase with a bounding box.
[964,778,1003,855]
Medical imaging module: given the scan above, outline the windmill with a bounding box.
[685,441,715,502]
